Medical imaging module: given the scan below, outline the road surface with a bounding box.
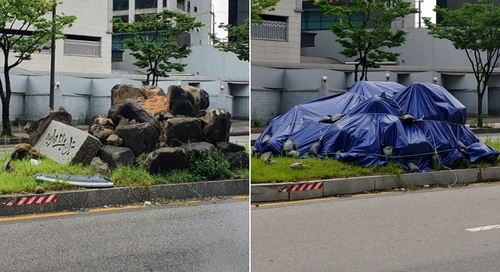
[252,183,500,272]
[0,198,249,272]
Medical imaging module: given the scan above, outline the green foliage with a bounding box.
[0,0,76,136]
[110,167,155,186]
[211,18,249,61]
[251,0,281,23]
[251,155,406,183]
[187,151,232,181]
[424,0,500,127]
[315,0,417,81]
[112,10,203,86]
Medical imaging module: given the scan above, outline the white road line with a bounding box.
[466,224,500,232]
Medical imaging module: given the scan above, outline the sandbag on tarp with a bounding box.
[394,82,467,125]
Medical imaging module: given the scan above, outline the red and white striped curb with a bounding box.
[278,182,324,193]
[2,194,58,207]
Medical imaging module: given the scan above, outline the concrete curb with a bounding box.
[251,167,500,203]
[0,179,248,217]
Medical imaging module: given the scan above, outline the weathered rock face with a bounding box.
[184,86,210,113]
[203,108,232,144]
[162,117,204,147]
[34,120,102,165]
[225,151,249,170]
[24,107,72,146]
[108,99,160,131]
[166,85,195,117]
[216,142,246,153]
[181,142,216,157]
[140,96,169,115]
[146,147,187,174]
[106,134,123,146]
[114,122,159,157]
[90,157,109,175]
[111,84,145,106]
[142,86,165,99]
[93,116,114,129]
[98,145,135,169]
[89,124,113,143]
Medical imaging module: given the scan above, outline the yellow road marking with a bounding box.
[232,195,249,200]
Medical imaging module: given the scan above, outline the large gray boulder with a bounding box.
[203,108,232,144]
[111,84,145,107]
[24,107,72,146]
[166,85,195,117]
[114,123,159,157]
[146,147,187,174]
[108,99,160,131]
[162,117,204,147]
[98,145,135,169]
[225,151,249,170]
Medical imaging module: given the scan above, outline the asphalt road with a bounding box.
[0,198,249,272]
[251,183,500,272]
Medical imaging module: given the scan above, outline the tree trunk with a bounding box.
[477,82,484,128]
[2,69,12,136]
[145,73,151,86]
[354,63,360,82]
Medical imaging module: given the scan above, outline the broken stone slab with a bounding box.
[106,134,123,146]
[184,85,210,113]
[98,145,135,169]
[181,142,217,157]
[108,99,160,131]
[111,84,145,107]
[24,107,72,146]
[162,117,204,147]
[147,147,187,174]
[203,108,232,144]
[90,157,109,176]
[114,122,159,157]
[34,120,102,165]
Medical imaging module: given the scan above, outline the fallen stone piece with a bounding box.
[98,145,135,169]
[184,85,210,113]
[24,107,72,146]
[34,120,102,165]
[90,157,109,175]
[147,147,187,174]
[166,85,195,117]
[181,142,216,158]
[114,122,159,157]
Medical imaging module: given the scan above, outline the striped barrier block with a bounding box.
[278,182,323,193]
[2,194,58,207]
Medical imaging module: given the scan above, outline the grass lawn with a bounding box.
[0,152,249,195]
[251,137,500,183]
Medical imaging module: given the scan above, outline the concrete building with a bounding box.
[251,0,500,125]
[229,0,249,25]
[0,0,248,125]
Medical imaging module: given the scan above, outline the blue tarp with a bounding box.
[253,81,499,172]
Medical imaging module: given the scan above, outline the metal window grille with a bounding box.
[251,20,287,41]
[63,39,101,57]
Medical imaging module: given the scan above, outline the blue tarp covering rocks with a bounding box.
[253,81,499,172]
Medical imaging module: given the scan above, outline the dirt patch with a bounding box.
[140,96,169,115]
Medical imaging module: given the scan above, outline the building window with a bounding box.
[64,35,101,57]
[136,0,158,9]
[113,0,129,11]
[301,2,364,31]
[187,1,191,13]
[113,15,129,32]
[177,0,185,11]
[194,6,197,12]
[251,15,288,41]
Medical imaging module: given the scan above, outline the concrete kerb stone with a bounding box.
[0,179,248,217]
[251,167,500,203]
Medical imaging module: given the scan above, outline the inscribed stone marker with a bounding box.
[34,120,102,165]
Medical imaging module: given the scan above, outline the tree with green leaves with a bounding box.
[0,0,76,136]
[211,19,249,61]
[316,0,417,81]
[424,0,500,127]
[251,0,281,22]
[113,10,203,86]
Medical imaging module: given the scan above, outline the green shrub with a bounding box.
[187,151,232,181]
